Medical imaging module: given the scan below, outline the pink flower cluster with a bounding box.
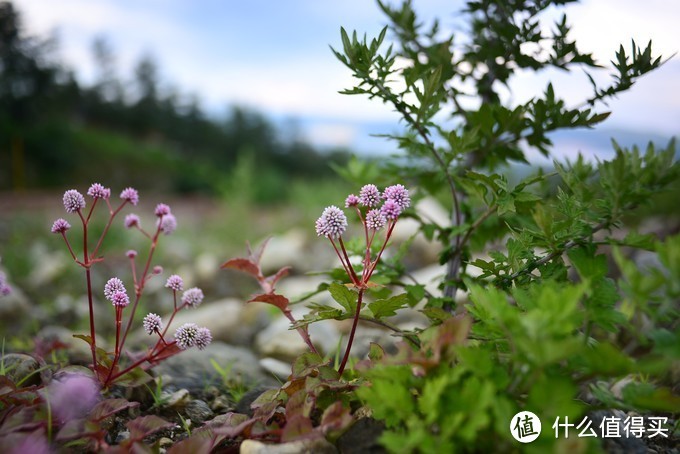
[316,183,410,238]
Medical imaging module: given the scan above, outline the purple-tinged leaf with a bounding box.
[126,414,175,439]
[319,401,353,435]
[266,266,292,289]
[248,293,289,312]
[211,412,258,438]
[0,376,16,395]
[0,405,44,435]
[281,414,320,442]
[55,418,103,442]
[220,258,261,279]
[89,398,139,422]
[167,430,217,454]
[285,389,308,419]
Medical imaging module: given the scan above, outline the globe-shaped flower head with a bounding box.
[104,277,127,301]
[87,183,111,199]
[142,313,163,335]
[195,327,213,350]
[383,184,411,210]
[63,190,86,213]
[51,218,71,234]
[157,213,177,235]
[165,274,184,292]
[365,209,387,231]
[315,206,348,239]
[359,184,381,207]
[181,287,204,307]
[174,323,199,350]
[120,187,139,206]
[381,199,402,220]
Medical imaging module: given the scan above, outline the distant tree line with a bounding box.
[0,1,349,198]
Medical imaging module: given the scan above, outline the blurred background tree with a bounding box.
[0,0,348,202]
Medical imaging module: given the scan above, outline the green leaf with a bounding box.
[622,383,680,413]
[568,246,607,281]
[368,293,410,318]
[405,284,426,304]
[496,193,515,216]
[328,282,358,314]
[292,352,325,377]
[114,368,153,387]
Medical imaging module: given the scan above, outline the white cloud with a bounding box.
[303,122,358,148]
[15,0,680,138]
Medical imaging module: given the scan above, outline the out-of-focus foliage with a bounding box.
[0,1,348,201]
[329,0,679,452]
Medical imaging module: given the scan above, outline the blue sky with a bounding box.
[18,0,680,158]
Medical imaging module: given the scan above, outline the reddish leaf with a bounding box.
[281,377,306,398]
[319,401,353,435]
[251,237,271,264]
[252,400,280,422]
[285,389,308,419]
[0,376,16,395]
[145,343,182,364]
[0,405,44,435]
[126,415,175,439]
[56,418,103,442]
[248,293,289,312]
[168,430,217,454]
[89,398,140,422]
[220,258,261,279]
[281,414,320,442]
[211,412,257,438]
[266,266,292,290]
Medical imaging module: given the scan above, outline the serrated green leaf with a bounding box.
[368,293,410,318]
[496,193,515,216]
[568,246,607,281]
[328,282,358,314]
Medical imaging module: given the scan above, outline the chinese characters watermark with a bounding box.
[510,411,542,443]
[511,412,670,443]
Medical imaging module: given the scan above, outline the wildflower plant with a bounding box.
[315,184,410,373]
[223,184,410,376]
[51,183,211,387]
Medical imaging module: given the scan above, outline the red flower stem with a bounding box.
[283,310,319,355]
[160,302,184,340]
[362,229,377,282]
[85,198,98,224]
[129,256,138,289]
[76,208,100,378]
[338,288,364,375]
[85,268,98,377]
[60,233,79,263]
[114,306,123,356]
[338,236,360,285]
[106,225,162,384]
[119,225,162,352]
[108,340,177,384]
[329,238,358,286]
[91,201,128,260]
[366,221,397,280]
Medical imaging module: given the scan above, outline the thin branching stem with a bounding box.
[338,288,364,375]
